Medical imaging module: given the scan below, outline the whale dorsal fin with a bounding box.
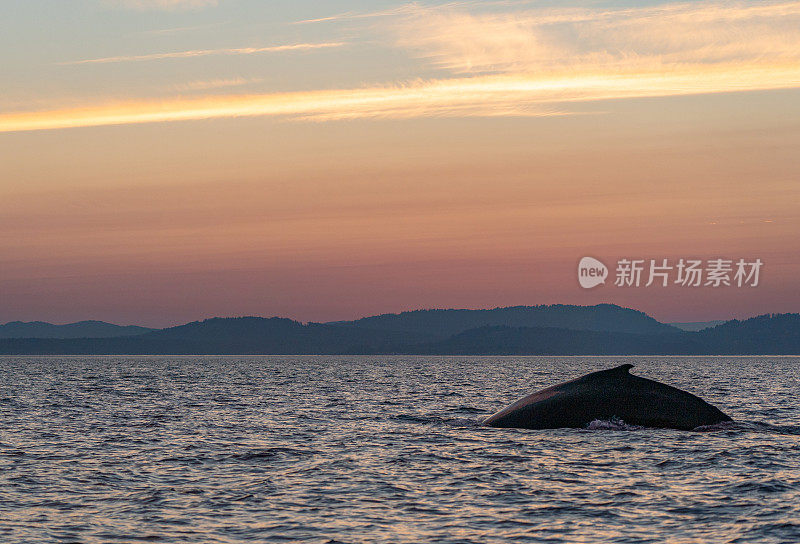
[584,363,634,382]
[599,363,634,376]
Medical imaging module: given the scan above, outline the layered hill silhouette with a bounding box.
[0,320,153,339]
[668,320,727,332]
[330,304,680,338]
[0,305,797,355]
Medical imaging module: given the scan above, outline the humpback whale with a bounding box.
[484,364,731,431]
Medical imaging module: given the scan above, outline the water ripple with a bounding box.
[0,355,798,543]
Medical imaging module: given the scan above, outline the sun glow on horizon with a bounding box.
[1,0,799,324]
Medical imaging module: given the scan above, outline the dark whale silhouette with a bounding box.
[484,364,731,430]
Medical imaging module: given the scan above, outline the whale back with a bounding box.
[483,364,731,431]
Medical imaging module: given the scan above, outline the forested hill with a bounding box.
[0,311,797,355]
[0,320,153,339]
[326,304,681,339]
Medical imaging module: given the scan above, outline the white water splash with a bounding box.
[586,417,643,431]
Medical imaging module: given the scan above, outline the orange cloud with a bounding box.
[5,1,799,132]
[392,1,800,74]
[1,62,799,132]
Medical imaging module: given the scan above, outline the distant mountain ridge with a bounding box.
[0,320,153,339]
[412,313,800,355]
[694,314,800,354]
[0,307,797,355]
[328,304,681,338]
[669,320,727,332]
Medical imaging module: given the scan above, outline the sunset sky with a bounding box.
[1,0,799,326]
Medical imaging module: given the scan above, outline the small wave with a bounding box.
[446,405,485,414]
[696,421,800,435]
[746,422,800,436]
[390,414,482,427]
[390,414,435,424]
[446,417,483,427]
[730,480,795,494]
[227,447,317,461]
[586,417,643,431]
[692,420,739,432]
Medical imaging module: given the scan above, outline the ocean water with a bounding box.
[0,356,798,544]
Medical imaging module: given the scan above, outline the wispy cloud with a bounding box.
[167,77,261,92]
[143,22,228,35]
[290,1,530,25]
[106,0,218,10]
[292,4,421,25]
[391,1,800,75]
[2,62,798,132]
[5,1,800,132]
[60,42,346,65]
